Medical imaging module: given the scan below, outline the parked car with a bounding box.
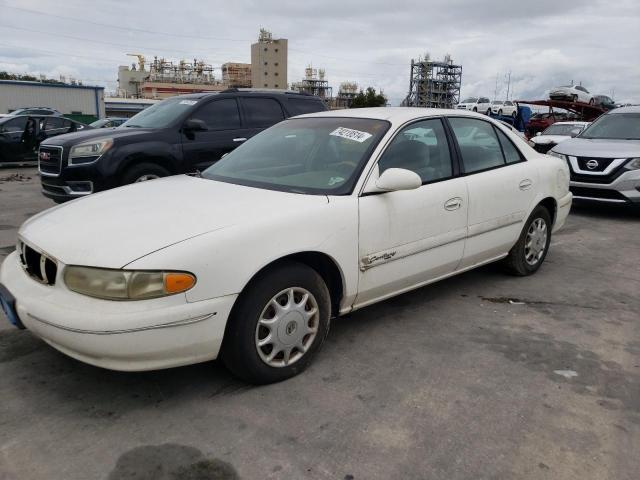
[491,100,517,118]
[8,107,62,116]
[548,106,640,205]
[0,115,90,165]
[456,97,492,114]
[0,107,572,383]
[89,117,128,128]
[548,85,594,104]
[591,95,616,111]
[37,89,328,202]
[526,111,576,137]
[528,121,590,154]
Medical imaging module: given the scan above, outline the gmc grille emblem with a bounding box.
[586,159,599,170]
[39,151,51,161]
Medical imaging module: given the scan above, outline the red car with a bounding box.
[526,111,575,138]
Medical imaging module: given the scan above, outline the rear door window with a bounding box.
[449,117,505,173]
[1,117,28,133]
[495,128,524,164]
[287,98,327,115]
[241,97,285,128]
[190,99,241,130]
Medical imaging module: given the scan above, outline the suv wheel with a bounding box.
[498,109,503,116]
[473,107,478,112]
[222,260,331,384]
[120,163,170,185]
[503,206,552,276]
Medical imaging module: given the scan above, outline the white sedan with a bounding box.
[0,108,572,384]
[549,85,594,104]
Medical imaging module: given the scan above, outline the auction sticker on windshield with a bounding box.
[330,127,373,143]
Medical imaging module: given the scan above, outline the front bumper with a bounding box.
[0,251,237,371]
[569,169,640,205]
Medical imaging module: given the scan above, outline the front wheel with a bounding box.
[498,109,503,116]
[473,107,478,112]
[120,163,170,186]
[589,98,595,105]
[502,206,552,276]
[222,261,331,384]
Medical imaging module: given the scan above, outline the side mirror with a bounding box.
[374,168,422,192]
[183,118,208,132]
[535,132,542,136]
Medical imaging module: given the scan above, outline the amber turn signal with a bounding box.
[164,272,196,294]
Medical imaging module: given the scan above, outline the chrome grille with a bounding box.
[18,241,57,285]
[38,146,63,176]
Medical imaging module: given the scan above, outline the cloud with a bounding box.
[0,0,638,104]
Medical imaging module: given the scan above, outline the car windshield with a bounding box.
[542,124,584,136]
[202,117,390,195]
[461,97,478,103]
[492,101,503,105]
[121,97,201,128]
[579,113,640,140]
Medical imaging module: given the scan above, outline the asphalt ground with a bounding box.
[0,167,638,480]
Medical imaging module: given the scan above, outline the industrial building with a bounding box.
[0,80,105,122]
[405,54,462,109]
[332,81,358,109]
[251,29,288,89]
[291,66,332,99]
[117,55,225,99]
[221,63,252,88]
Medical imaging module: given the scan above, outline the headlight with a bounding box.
[624,157,640,170]
[68,138,114,165]
[64,266,196,300]
[547,150,566,160]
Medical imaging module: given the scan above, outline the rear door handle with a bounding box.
[444,197,463,211]
[519,179,533,190]
[233,137,247,142]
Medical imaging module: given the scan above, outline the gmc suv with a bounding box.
[38,89,327,202]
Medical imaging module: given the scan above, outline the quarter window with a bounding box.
[190,99,241,130]
[242,98,285,128]
[449,117,505,173]
[378,118,453,183]
[495,128,523,164]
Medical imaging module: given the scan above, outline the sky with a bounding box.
[1,0,639,106]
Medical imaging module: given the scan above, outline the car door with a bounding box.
[180,98,248,171]
[239,96,286,138]
[41,117,72,139]
[0,117,29,161]
[447,117,537,269]
[356,118,468,307]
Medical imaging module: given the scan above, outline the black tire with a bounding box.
[512,111,517,119]
[502,205,552,276]
[222,260,331,384]
[571,95,578,103]
[120,163,170,186]
[498,109,503,116]
[486,108,491,115]
[473,107,478,112]
[589,98,594,105]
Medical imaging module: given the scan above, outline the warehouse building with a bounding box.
[0,80,105,122]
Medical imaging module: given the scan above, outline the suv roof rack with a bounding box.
[219,88,308,95]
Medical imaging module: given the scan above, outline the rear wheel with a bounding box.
[222,261,331,384]
[498,109,503,116]
[572,94,578,103]
[473,107,478,112]
[503,206,552,276]
[120,163,170,186]
[511,111,517,119]
[589,98,595,105]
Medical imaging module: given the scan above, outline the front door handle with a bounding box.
[444,197,463,211]
[233,137,247,142]
[519,179,533,190]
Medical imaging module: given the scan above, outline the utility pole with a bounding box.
[494,73,499,100]
[505,71,511,101]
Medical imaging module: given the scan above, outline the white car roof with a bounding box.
[552,121,590,126]
[610,105,640,114]
[296,107,486,125]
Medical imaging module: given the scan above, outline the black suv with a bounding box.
[38,90,328,202]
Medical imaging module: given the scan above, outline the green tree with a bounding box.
[350,87,387,108]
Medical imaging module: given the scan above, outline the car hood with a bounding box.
[531,135,570,145]
[19,175,328,268]
[39,127,160,147]
[552,137,640,157]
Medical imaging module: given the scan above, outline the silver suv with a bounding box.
[548,106,640,205]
